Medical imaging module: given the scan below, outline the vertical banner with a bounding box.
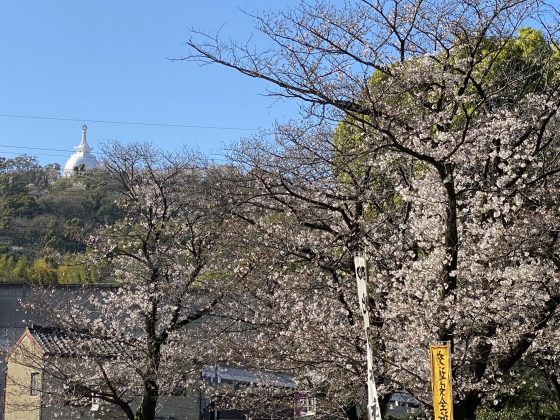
[354,255,382,420]
[429,343,453,420]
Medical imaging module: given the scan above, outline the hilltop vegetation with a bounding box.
[0,155,122,283]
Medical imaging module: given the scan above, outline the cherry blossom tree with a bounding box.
[23,143,253,420]
[187,1,560,418]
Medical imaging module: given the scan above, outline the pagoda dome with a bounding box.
[63,125,99,176]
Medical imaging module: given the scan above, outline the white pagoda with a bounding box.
[63,125,99,177]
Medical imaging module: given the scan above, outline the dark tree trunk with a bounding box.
[379,393,392,418]
[454,392,482,420]
[136,299,162,420]
[343,402,362,420]
[135,378,159,420]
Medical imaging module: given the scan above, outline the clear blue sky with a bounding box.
[0,1,310,167]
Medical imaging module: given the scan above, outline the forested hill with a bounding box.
[0,155,123,284]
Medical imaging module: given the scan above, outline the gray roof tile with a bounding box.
[28,325,131,358]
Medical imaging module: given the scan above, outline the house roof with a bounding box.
[202,365,296,388]
[27,325,131,358]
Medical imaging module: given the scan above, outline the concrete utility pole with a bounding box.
[354,255,382,420]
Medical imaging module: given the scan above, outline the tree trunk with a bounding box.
[135,378,159,420]
[453,392,482,420]
[343,402,362,420]
[136,302,161,420]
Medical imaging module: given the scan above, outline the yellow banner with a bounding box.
[429,344,453,420]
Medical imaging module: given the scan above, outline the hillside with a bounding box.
[0,155,122,283]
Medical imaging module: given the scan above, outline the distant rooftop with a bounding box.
[202,365,295,388]
[26,325,131,358]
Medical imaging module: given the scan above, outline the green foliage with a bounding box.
[56,254,108,284]
[476,369,560,420]
[0,253,109,284]
[331,28,558,228]
[0,156,124,284]
[332,113,408,222]
[12,256,29,280]
[478,405,560,420]
[0,156,43,227]
[0,255,18,282]
[338,28,557,137]
[28,258,58,284]
[332,114,371,179]
[477,396,560,420]
[472,28,558,103]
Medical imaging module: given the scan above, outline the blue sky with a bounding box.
[0,1,308,167]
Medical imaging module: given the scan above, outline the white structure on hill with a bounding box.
[63,125,99,177]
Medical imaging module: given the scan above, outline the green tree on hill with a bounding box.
[0,155,122,283]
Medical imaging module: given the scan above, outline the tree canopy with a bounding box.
[6,1,560,419]
[23,143,256,420]
[187,1,560,418]
[0,155,122,284]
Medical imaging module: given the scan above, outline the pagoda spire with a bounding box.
[75,124,92,153]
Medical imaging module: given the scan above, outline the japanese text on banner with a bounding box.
[429,344,453,420]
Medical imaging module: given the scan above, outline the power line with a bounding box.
[0,113,259,131]
[0,144,73,153]
[0,150,69,158]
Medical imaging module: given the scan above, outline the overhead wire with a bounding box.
[0,150,70,158]
[0,144,73,153]
[0,113,259,131]
[0,113,261,159]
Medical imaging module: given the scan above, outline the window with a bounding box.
[30,372,40,396]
